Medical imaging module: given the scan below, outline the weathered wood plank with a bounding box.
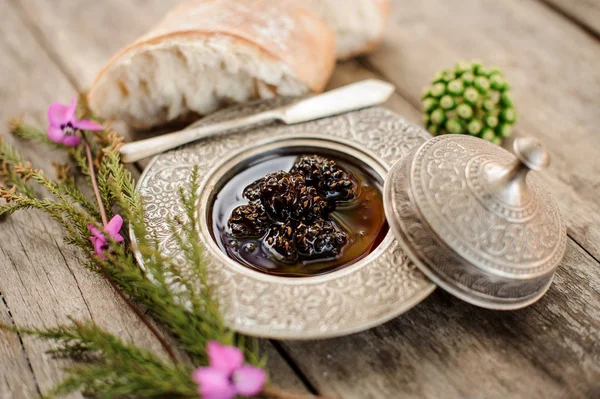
[539,0,600,38]
[364,0,600,261]
[0,292,39,399]
[5,0,309,395]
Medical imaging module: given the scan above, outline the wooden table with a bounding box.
[1,0,599,398]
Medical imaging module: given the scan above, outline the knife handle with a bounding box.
[119,110,282,163]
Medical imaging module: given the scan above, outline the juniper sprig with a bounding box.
[1,319,198,398]
[0,115,267,397]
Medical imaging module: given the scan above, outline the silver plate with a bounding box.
[133,102,435,339]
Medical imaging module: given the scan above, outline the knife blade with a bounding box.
[120,79,395,163]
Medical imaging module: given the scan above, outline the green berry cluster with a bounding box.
[421,61,517,145]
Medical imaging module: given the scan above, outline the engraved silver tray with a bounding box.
[133,102,436,339]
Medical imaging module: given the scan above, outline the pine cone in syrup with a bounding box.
[291,155,357,201]
[295,218,349,259]
[264,221,297,262]
[228,203,269,237]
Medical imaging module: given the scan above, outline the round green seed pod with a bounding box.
[476,66,490,77]
[485,115,499,128]
[431,82,446,97]
[463,87,479,104]
[500,92,514,107]
[456,103,474,119]
[497,123,513,138]
[445,118,464,134]
[440,95,456,110]
[421,61,517,144]
[474,76,490,93]
[447,79,464,95]
[461,72,475,86]
[423,97,438,113]
[482,97,496,112]
[500,108,518,124]
[489,73,506,91]
[441,71,456,82]
[455,61,471,75]
[481,128,496,142]
[433,70,445,83]
[428,123,440,135]
[492,137,503,146]
[430,108,446,125]
[467,119,483,135]
[421,87,432,100]
[488,66,502,76]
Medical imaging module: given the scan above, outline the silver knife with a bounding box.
[119,79,395,163]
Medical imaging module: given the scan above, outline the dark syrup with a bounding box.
[211,154,388,277]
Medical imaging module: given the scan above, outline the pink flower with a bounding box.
[88,215,124,260]
[192,341,266,399]
[47,96,103,147]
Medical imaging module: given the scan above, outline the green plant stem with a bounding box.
[82,134,108,226]
[81,132,178,364]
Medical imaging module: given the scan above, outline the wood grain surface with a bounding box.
[541,0,600,37]
[1,0,599,398]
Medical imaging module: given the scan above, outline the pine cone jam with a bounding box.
[212,154,388,277]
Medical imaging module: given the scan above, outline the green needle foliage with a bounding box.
[3,320,197,398]
[422,60,518,145]
[0,116,263,397]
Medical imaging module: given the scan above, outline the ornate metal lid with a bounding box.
[384,135,567,309]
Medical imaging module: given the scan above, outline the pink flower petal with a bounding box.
[192,368,237,399]
[47,125,65,143]
[47,101,73,126]
[90,235,107,260]
[65,96,77,124]
[62,134,81,147]
[88,224,103,239]
[233,365,267,396]
[207,341,244,375]
[73,119,103,131]
[105,215,123,239]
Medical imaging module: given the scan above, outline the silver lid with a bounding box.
[384,135,567,309]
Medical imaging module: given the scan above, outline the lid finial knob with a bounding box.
[485,137,549,208]
[513,137,550,172]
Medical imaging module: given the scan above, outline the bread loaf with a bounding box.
[300,0,390,60]
[88,0,335,128]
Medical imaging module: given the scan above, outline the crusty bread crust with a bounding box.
[300,0,390,60]
[88,0,335,127]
